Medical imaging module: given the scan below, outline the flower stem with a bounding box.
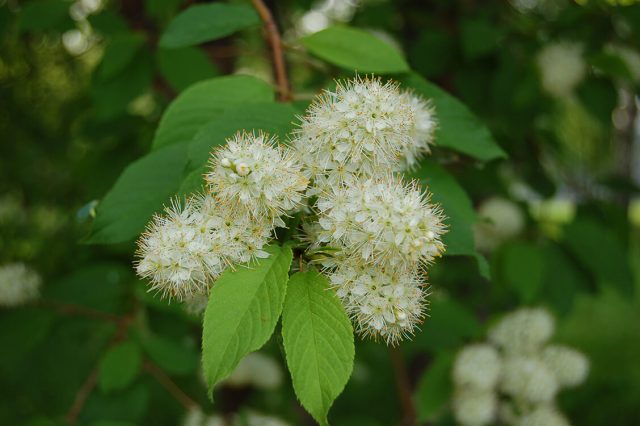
[389,346,418,426]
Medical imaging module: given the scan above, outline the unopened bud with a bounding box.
[236,162,251,177]
[220,158,232,168]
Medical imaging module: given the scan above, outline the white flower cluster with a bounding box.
[136,76,445,346]
[136,132,308,302]
[451,307,589,426]
[183,408,289,426]
[537,42,586,98]
[295,77,445,345]
[0,262,42,307]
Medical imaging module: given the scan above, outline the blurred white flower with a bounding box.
[474,197,525,253]
[452,388,497,426]
[542,345,589,387]
[500,356,559,403]
[537,42,586,97]
[0,263,41,307]
[224,352,283,390]
[453,344,502,391]
[518,405,571,426]
[488,307,555,355]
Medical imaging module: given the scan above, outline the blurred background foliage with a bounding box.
[1,0,639,425]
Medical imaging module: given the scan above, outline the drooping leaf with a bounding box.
[140,334,199,376]
[301,25,410,74]
[401,73,506,161]
[157,47,219,92]
[416,351,454,422]
[407,159,476,256]
[188,102,298,170]
[98,341,142,393]
[159,3,259,48]
[152,76,273,150]
[202,245,293,392]
[281,271,354,426]
[86,143,188,244]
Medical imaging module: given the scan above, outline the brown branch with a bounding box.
[143,360,199,410]
[37,300,122,323]
[66,368,99,424]
[250,0,291,101]
[389,347,418,426]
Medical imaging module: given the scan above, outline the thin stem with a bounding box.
[250,0,291,101]
[143,360,199,410]
[37,300,123,323]
[66,368,99,424]
[389,347,418,426]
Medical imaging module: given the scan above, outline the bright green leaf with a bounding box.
[87,143,188,244]
[202,245,293,392]
[188,102,298,170]
[401,73,506,161]
[301,25,410,74]
[157,47,219,92]
[416,351,454,422]
[407,159,476,256]
[141,334,199,376]
[152,75,274,150]
[98,341,142,393]
[159,3,259,48]
[281,271,354,426]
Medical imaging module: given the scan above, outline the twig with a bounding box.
[389,347,418,426]
[37,300,122,323]
[250,0,291,101]
[66,368,99,424]
[143,360,199,410]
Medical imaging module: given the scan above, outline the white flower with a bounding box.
[537,42,586,97]
[452,388,497,426]
[243,411,290,426]
[0,263,41,307]
[327,257,427,345]
[294,76,417,178]
[518,405,571,426]
[474,197,525,253]
[183,291,210,316]
[183,408,207,426]
[206,131,308,226]
[224,352,283,390]
[316,174,446,268]
[399,91,437,170]
[135,195,272,300]
[453,344,502,390]
[542,345,589,388]
[500,356,559,403]
[488,307,555,355]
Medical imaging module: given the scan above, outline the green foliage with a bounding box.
[500,241,544,303]
[18,0,72,33]
[301,25,410,74]
[159,3,259,48]
[281,271,355,425]
[99,34,147,81]
[156,47,219,92]
[202,245,292,392]
[152,76,273,150]
[140,334,199,376]
[413,298,481,351]
[98,341,142,393]
[416,351,454,422]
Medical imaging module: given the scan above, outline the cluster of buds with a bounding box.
[135,76,446,345]
[451,307,589,426]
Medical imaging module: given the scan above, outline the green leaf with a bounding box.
[281,271,354,426]
[177,166,206,199]
[159,3,259,48]
[152,75,274,150]
[140,334,199,376]
[563,217,633,296]
[407,159,476,256]
[412,298,480,351]
[460,19,502,60]
[157,47,219,92]
[401,73,506,161]
[540,243,584,315]
[98,341,142,393]
[87,143,188,244]
[19,0,72,33]
[416,351,454,422]
[500,241,544,303]
[301,25,410,74]
[202,245,293,392]
[588,52,634,81]
[99,34,146,81]
[188,102,298,170]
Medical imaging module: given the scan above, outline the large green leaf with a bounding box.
[202,245,293,392]
[281,271,354,426]
[188,102,298,170]
[87,143,188,244]
[159,3,259,48]
[407,159,476,256]
[152,76,274,150]
[401,73,506,161]
[416,351,454,422]
[98,340,142,393]
[157,47,219,93]
[301,25,410,74]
